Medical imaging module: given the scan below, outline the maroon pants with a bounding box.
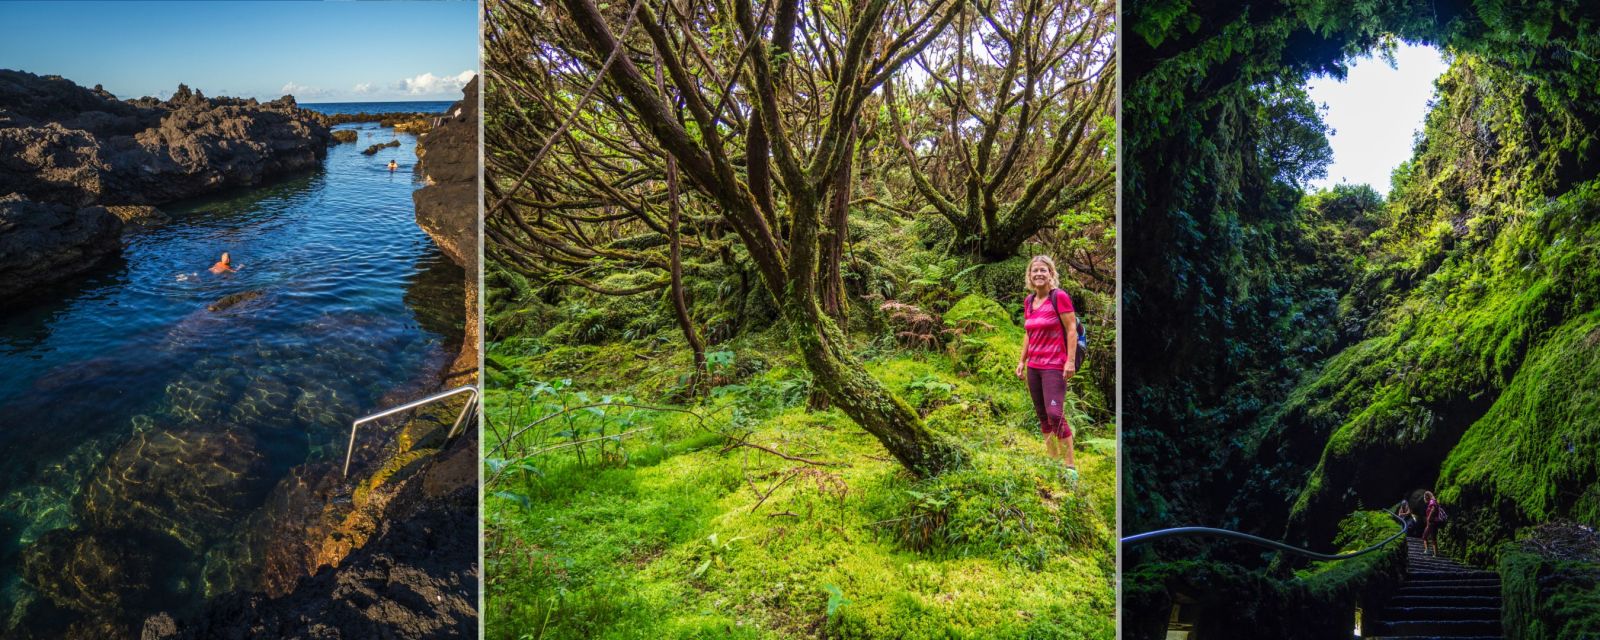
[1026,367,1072,438]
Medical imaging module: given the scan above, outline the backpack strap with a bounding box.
[1046,289,1087,369]
[1021,293,1034,364]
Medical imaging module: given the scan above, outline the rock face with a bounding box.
[104,204,168,225]
[0,70,330,208]
[150,426,480,639]
[0,193,123,301]
[413,76,480,386]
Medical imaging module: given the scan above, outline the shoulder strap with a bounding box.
[1047,289,1075,340]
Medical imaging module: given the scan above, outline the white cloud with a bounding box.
[280,82,333,99]
[396,70,476,96]
[353,82,373,94]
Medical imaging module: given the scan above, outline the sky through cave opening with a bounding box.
[1305,42,1448,197]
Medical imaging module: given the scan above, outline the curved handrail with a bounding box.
[344,385,479,477]
[1121,502,1408,562]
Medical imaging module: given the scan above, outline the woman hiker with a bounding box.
[1014,255,1079,480]
[1422,490,1445,556]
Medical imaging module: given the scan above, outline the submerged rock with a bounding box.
[153,427,479,639]
[0,194,123,303]
[206,289,264,312]
[80,427,272,549]
[21,527,190,614]
[360,139,400,155]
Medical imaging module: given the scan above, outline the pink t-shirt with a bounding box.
[1024,289,1076,369]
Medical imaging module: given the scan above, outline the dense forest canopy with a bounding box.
[1124,0,1600,567]
[485,0,1115,475]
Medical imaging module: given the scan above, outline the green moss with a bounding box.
[1275,178,1600,554]
[486,339,1114,639]
[353,448,435,506]
[1501,545,1600,640]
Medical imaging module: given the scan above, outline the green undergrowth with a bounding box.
[483,309,1114,639]
[1500,529,1600,640]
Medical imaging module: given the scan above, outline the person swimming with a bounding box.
[387,159,398,172]
[209,252,238,274]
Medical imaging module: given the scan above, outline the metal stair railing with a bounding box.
[343,385,479,477]
[1122,501,1408,561]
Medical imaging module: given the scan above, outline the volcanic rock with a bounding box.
[0,70,329,208]
[21,527,190,614]
[413,76,480,387]
[206,289,264,312]
[80,427,272,549]
[360,140,400,155]
[0,193,123,302]
[330,130,358,144]
[105,204,169,225]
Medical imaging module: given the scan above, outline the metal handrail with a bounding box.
[343,385,479,477]
[1121,502,1408,562]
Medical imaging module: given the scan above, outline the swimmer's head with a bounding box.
[220,252,230,264]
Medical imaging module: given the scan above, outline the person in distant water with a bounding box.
[387,159,398,172]
[1014,255,1079,479]
[1422,490,1444,556]
[209,252,238,274]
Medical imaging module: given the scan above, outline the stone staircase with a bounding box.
[1364,538,1503,640]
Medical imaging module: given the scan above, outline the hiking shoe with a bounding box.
[1063,466,1079,485]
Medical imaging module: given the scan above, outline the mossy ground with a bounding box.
[483,303,1114,639]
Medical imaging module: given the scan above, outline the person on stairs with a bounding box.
[1015,255,1079,481]
[1422,490,1447,556]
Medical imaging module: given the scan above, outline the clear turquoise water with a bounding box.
[0,123,463,633]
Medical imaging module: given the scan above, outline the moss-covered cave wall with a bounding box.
[1125,0,1600,609]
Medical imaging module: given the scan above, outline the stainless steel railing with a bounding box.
[343,385,479,477]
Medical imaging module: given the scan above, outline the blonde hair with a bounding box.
[1025,255,1060,292]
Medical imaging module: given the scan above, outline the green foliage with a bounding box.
[484,331,1115,639]
[883,456,1109,570]
[1123,532,1405,640]
[1501,538,1600,640]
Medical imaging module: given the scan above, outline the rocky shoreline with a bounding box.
[0,69,330,305]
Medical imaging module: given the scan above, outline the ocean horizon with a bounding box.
[301,100,455,115]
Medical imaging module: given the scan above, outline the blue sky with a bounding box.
[1305,43,1450,196]
[0,1,477,103]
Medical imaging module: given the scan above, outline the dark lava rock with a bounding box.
[413,76,479,385]
[0,70,330,208]
[330,130,358,144]
[80,427,272,549]
[21,527,191,614]
[151,428,479,639]
[0,193,123,303]
[360,140,400,155]
[105,204,169,225]
[206,289,264,312]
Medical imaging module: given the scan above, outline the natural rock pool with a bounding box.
[0,121,462,636]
